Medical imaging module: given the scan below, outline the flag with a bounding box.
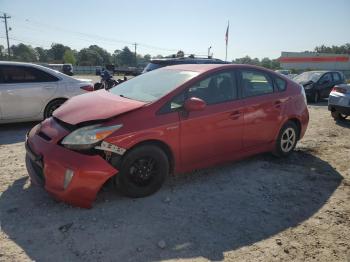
[225,21,229,46]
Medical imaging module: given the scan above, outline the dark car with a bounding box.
[294,71,346,103]
[142,56,230,73]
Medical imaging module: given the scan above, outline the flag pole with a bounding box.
[225,21,229,61]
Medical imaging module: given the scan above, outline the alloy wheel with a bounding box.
[128,157,157,186]
[281,127,296,153]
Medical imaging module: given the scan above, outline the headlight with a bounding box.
[61,124,122,150]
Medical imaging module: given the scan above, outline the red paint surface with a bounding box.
[279,56,349,63]
[26,64,309,208]
[53,89,145,125]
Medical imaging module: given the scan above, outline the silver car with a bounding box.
[0,61,93,124]
[328,84,350,120]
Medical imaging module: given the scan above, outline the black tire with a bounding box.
[331,111,347,121]
[44,99,66,119]
[273,121,299,157]
[115,145,169,198]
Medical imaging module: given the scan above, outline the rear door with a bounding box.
[239,69,283,149]
[332,72,342,85]
[0,65,59,119]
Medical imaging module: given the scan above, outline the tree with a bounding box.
[314,43,350,54]
[35,47,49,62]
[48,43,70,62]
[10,43,37,62]
[77,48,103,66]
[113,46,134,67]
[0,45,5,60]
[176,50,185,57]
[63,49,76,64]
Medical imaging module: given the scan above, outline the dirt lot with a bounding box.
[0,101,349,262]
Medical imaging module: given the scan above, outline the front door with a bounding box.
[178,70,244,169]
[318,73,333,98]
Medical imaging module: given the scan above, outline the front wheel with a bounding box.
[115,145,169,198]
[273,121,299,157]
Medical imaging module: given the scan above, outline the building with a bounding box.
[279,51,350,79]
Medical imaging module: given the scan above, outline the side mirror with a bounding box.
[321,79,330,85]
[184,97,206,112]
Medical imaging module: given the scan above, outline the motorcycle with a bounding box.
[94,69,127,91]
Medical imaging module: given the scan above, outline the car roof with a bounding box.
[150,57,227,63]
[161,63,270,74]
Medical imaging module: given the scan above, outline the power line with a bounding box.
[15,15,178,52]
[0,13,11,58]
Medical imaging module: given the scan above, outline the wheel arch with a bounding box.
[285,117,302,140]
[42,97,68,118]
[125,139,175,175]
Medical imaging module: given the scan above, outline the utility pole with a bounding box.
[0,13,11,59]
[133,42,137,67]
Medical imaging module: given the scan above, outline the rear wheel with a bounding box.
[44,99,66,118]
[331,111,348,121]
[115,145,169,198]
[273,121,298,157]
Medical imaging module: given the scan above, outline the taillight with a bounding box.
[80,85,94,92]
[331,86,347,94]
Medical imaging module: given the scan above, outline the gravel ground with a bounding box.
[0,101,349,262]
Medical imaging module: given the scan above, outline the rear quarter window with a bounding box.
[274,77,287,91]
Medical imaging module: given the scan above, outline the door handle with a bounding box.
[274,100,282,108]
[229,110,241,120]
[44,86,55,89]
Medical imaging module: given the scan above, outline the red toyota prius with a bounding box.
[25,64,309,208]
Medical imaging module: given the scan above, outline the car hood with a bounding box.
[53,90,146,125]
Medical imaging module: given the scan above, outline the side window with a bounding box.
[274,77,287,91]
[187,71,237,105]
[332,72,340,82]
[29,67,59,82]
[158,71,237,114]
[241,70,274,98]
[320,73,332,83]
[0,66,58,83]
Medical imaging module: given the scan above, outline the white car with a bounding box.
[328,84,350,120]
[0,61,93,124]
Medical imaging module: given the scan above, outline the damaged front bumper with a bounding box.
[25,119,118,208]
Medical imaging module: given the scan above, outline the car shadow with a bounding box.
[0,151,343,261]
[335,118,350,128]
[307,100,328,107]
[0,122,38,145]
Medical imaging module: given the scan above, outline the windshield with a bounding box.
[294,72,323,83]
[109,69,199,102]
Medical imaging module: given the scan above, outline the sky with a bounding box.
[0,0,349,60]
